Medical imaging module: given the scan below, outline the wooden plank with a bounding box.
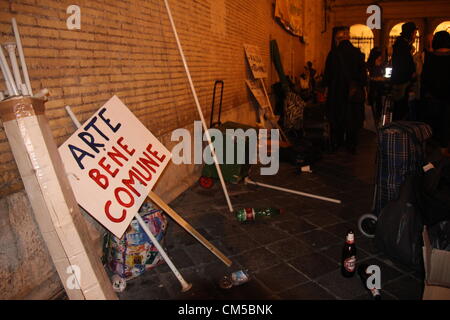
[148,190,232,267]
[0,97,117,300]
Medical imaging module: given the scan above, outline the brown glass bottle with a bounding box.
[341,230,356,278]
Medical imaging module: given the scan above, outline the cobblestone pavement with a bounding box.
[118,130,425,300]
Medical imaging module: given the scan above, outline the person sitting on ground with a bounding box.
[421,31,450,157]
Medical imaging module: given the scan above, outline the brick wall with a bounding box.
[0,0,312,198]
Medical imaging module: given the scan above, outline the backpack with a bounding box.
[375,175,424,270]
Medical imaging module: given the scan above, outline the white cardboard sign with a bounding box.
[244,44,268,79]
[59,95,171,238]
[245,79,269,108]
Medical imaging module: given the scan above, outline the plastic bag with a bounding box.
[103,203,168,280]
[428,221,450,251]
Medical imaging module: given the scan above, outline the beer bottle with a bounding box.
[341,230,356,278]
[236,208,280,222]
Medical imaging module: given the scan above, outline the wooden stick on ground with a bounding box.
[148,190,233,267]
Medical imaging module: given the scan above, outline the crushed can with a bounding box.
[231,270,250,286]
[219,270,250,289]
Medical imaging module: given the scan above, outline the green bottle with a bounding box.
[236,208,280,222]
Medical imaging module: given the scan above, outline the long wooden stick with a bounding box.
[148,190,232,267]
[245,177,342,204]
[163,0,234,213]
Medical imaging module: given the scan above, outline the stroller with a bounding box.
[358,84,433,238]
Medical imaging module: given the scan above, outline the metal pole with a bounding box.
[162,0,234,213]
[245,177,342,204]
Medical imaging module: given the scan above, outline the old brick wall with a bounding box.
[0,0,324,299]
[0,0,310,197]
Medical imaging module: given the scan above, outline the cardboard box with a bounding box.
[422,227,450,300]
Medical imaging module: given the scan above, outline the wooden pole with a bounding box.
[148,191,232,267]
[0,97,117,300]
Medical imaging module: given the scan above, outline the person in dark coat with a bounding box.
[367,47,385,124]
[391,22,418,121]
[421,31,450,157]
[324,27,368,153]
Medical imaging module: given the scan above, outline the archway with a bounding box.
[389,22,420,56]
[350,24,374,60]
[434,21,450,34]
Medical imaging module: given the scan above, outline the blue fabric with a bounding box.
[375,121,432,216]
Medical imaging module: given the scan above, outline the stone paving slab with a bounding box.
[118,130,425,300]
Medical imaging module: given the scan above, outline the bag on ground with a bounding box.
[103,203,168,280]
[375,175,424,270]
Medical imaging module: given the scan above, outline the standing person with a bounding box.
[324,27,367,154]
[421,31,450,157]
[367,47,385,124]
[306,61,317,93]
[391,22,418,121]
[409,45,424,121]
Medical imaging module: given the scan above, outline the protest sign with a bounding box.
[244,44,268,79]
[59,95,171,238]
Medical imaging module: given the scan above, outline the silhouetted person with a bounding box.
[324,27,367,154]
[367,47,384,123]
[391,22,418,120]
[422,31,450,157]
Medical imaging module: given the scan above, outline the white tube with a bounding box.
[20,83,28,96]
[12,18,33,96]
[0,47,18,96]
[3,42,23,94]
[163,0,234,213]
[245,177,342,204]
[65,105,82,128]
[0,57,13,96]
[135,214,192,292]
